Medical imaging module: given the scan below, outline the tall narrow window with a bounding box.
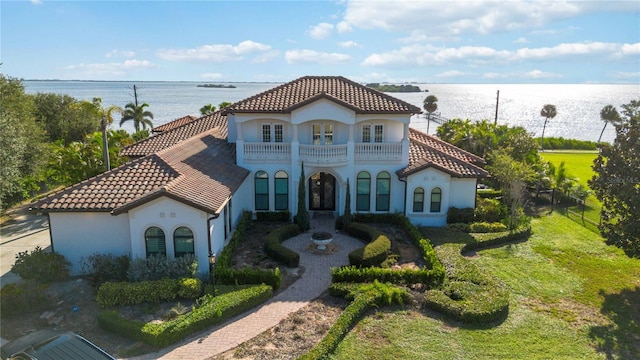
[255,171,269,210]
[262,124,271,142]
[430,187,442,213]
[174,227,194,258]
[313,124,322,145]
[356,171,371,211]
[324,124,333,145]
[274,124,283,143]
[413,188,425,212]
[145,227,166,258]
[376,171,391,211]
[362,125,371,143]
[275,171,289,210]
[374,125,384,142]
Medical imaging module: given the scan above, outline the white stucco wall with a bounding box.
[128,197,211,275]
[49,212,131,275]
[450,178,478,209]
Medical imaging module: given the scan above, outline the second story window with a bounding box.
[262,124,284,142]
[313,123,333,145]
[362,124,383,142]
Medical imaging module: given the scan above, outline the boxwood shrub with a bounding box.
[97,277,203,307]
[216,266,281,290]
[331,265,442,286]
[447,207,475,224]
[264,223,301,267]
[98,284,273,347]
[345,223,391,267]
[469,222,508,233]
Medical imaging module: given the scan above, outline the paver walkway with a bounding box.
[126,214,363,360]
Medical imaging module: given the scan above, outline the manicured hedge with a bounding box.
[423,244,509,324]
[216,266,281,290]
[98,284,273,347]
[97,277,202,307]
[462,225,532,253]
[256,211,291,222]
[447,207,475,224]
[345,223,391,267]
[476,189,503,199]
[264,223,301,267]
[469,222,508,233]
[331,265,442,286]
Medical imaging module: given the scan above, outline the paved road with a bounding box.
[0,205,52,286]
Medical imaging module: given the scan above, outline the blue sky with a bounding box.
[2,0,639,83]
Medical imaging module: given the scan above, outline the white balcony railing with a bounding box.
[355,142,402,161]
[243,142,291,161]
[299,144,348,165]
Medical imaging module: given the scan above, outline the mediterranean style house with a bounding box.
[32,76,488,276]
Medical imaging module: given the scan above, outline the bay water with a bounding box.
[23,80,640,144]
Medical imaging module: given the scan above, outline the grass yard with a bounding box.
[540,151,602,229]
[330,213,640,359]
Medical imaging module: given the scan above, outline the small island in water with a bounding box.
[366,83,425,92]
[197,83,237,89]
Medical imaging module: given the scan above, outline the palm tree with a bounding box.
[598,104,620,143]
[423,95,438,134]
[218,101,232,110]
[120,102,154,132]
[93,98,123,171]
[539,104,557,151]
[200,104,216,115]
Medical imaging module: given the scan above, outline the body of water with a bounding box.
[23,80,640,144]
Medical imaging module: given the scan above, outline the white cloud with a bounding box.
[157,40,272,62]
[337,41,360,48]
[201,73,223,80]
[336,21,352,33]
[437,70,466,78]
[524,69,562,79]
[251,50,280,64]
[62,59,155,77]
[513,37,529,44]
[363,42,636,67]
[308,22,334,39]
[105,49,135,58]
[31,0,42,4]
[341,0,584,37]
[483,72,509,79]
[285,49,351,64]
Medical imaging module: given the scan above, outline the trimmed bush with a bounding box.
[216,266,282,290]
[97,277,202,307]
[446,223,471,233]
[474,198,507,223]
[346,223,391,267]
[470,222,508,233]
[256,211,291,222]
[476,189,503,199]
[447,207,475,224]
[331,265,442,286]
[264,223,301,267]
[462,225,532,253]
[0,281,50,317]
[11,246,70,283]
[127,254,197,282]
[81,253,130,286]
[98,284,273,347]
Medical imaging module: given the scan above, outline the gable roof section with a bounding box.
[223,76,422,114]
[32,127,249,215]
[122,111,227,157]
[400,128,489,178]
[152,115,198,133]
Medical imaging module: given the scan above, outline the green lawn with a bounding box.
[331,213,640,359]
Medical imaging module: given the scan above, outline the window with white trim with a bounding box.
[312,123,333,145]
[262,124,284,142]
[145,227,166,258]
[274,171,289,210]
[362,124,383,142]
[255,171,269,210]
[375,171,390,211]
[356,171,371,211]
[430,187,442,213]
[174,227,194,258]
[413,187,424,212]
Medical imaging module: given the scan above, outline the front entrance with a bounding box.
[309,172,336,211]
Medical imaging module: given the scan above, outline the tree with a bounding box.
[93,98,123,171]
[120,102,154,132]
[423,95,438,134]
[598,104,620,144]
[33,93,101,144]
[539,104,557,151]
[590,99,640,257]
[200,104,216,115]
[294,162,310,231]
[218,101,232,109]
[343,178,352,228]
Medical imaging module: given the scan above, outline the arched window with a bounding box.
[356,171,371,211]
[413,187,425,212]
[430,187,442,213]
[275,171,289,211]
[255,171,269,211]
[376,171,391,211]
[145,227,166,258]
[174,227,194,258]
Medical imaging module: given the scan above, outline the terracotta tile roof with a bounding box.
[122,112,227,157]
[152,115,198,133]
[400,128,489,178]
[223,76,422,114]
[32,127,249,215]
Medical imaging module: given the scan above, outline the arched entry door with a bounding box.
[309,172,335,211]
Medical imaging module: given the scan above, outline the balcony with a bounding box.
[242,141,403,165]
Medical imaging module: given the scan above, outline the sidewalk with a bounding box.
[126,214,362,360]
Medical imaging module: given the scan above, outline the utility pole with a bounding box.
[133,84,139,106]
[494,90,500,125]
